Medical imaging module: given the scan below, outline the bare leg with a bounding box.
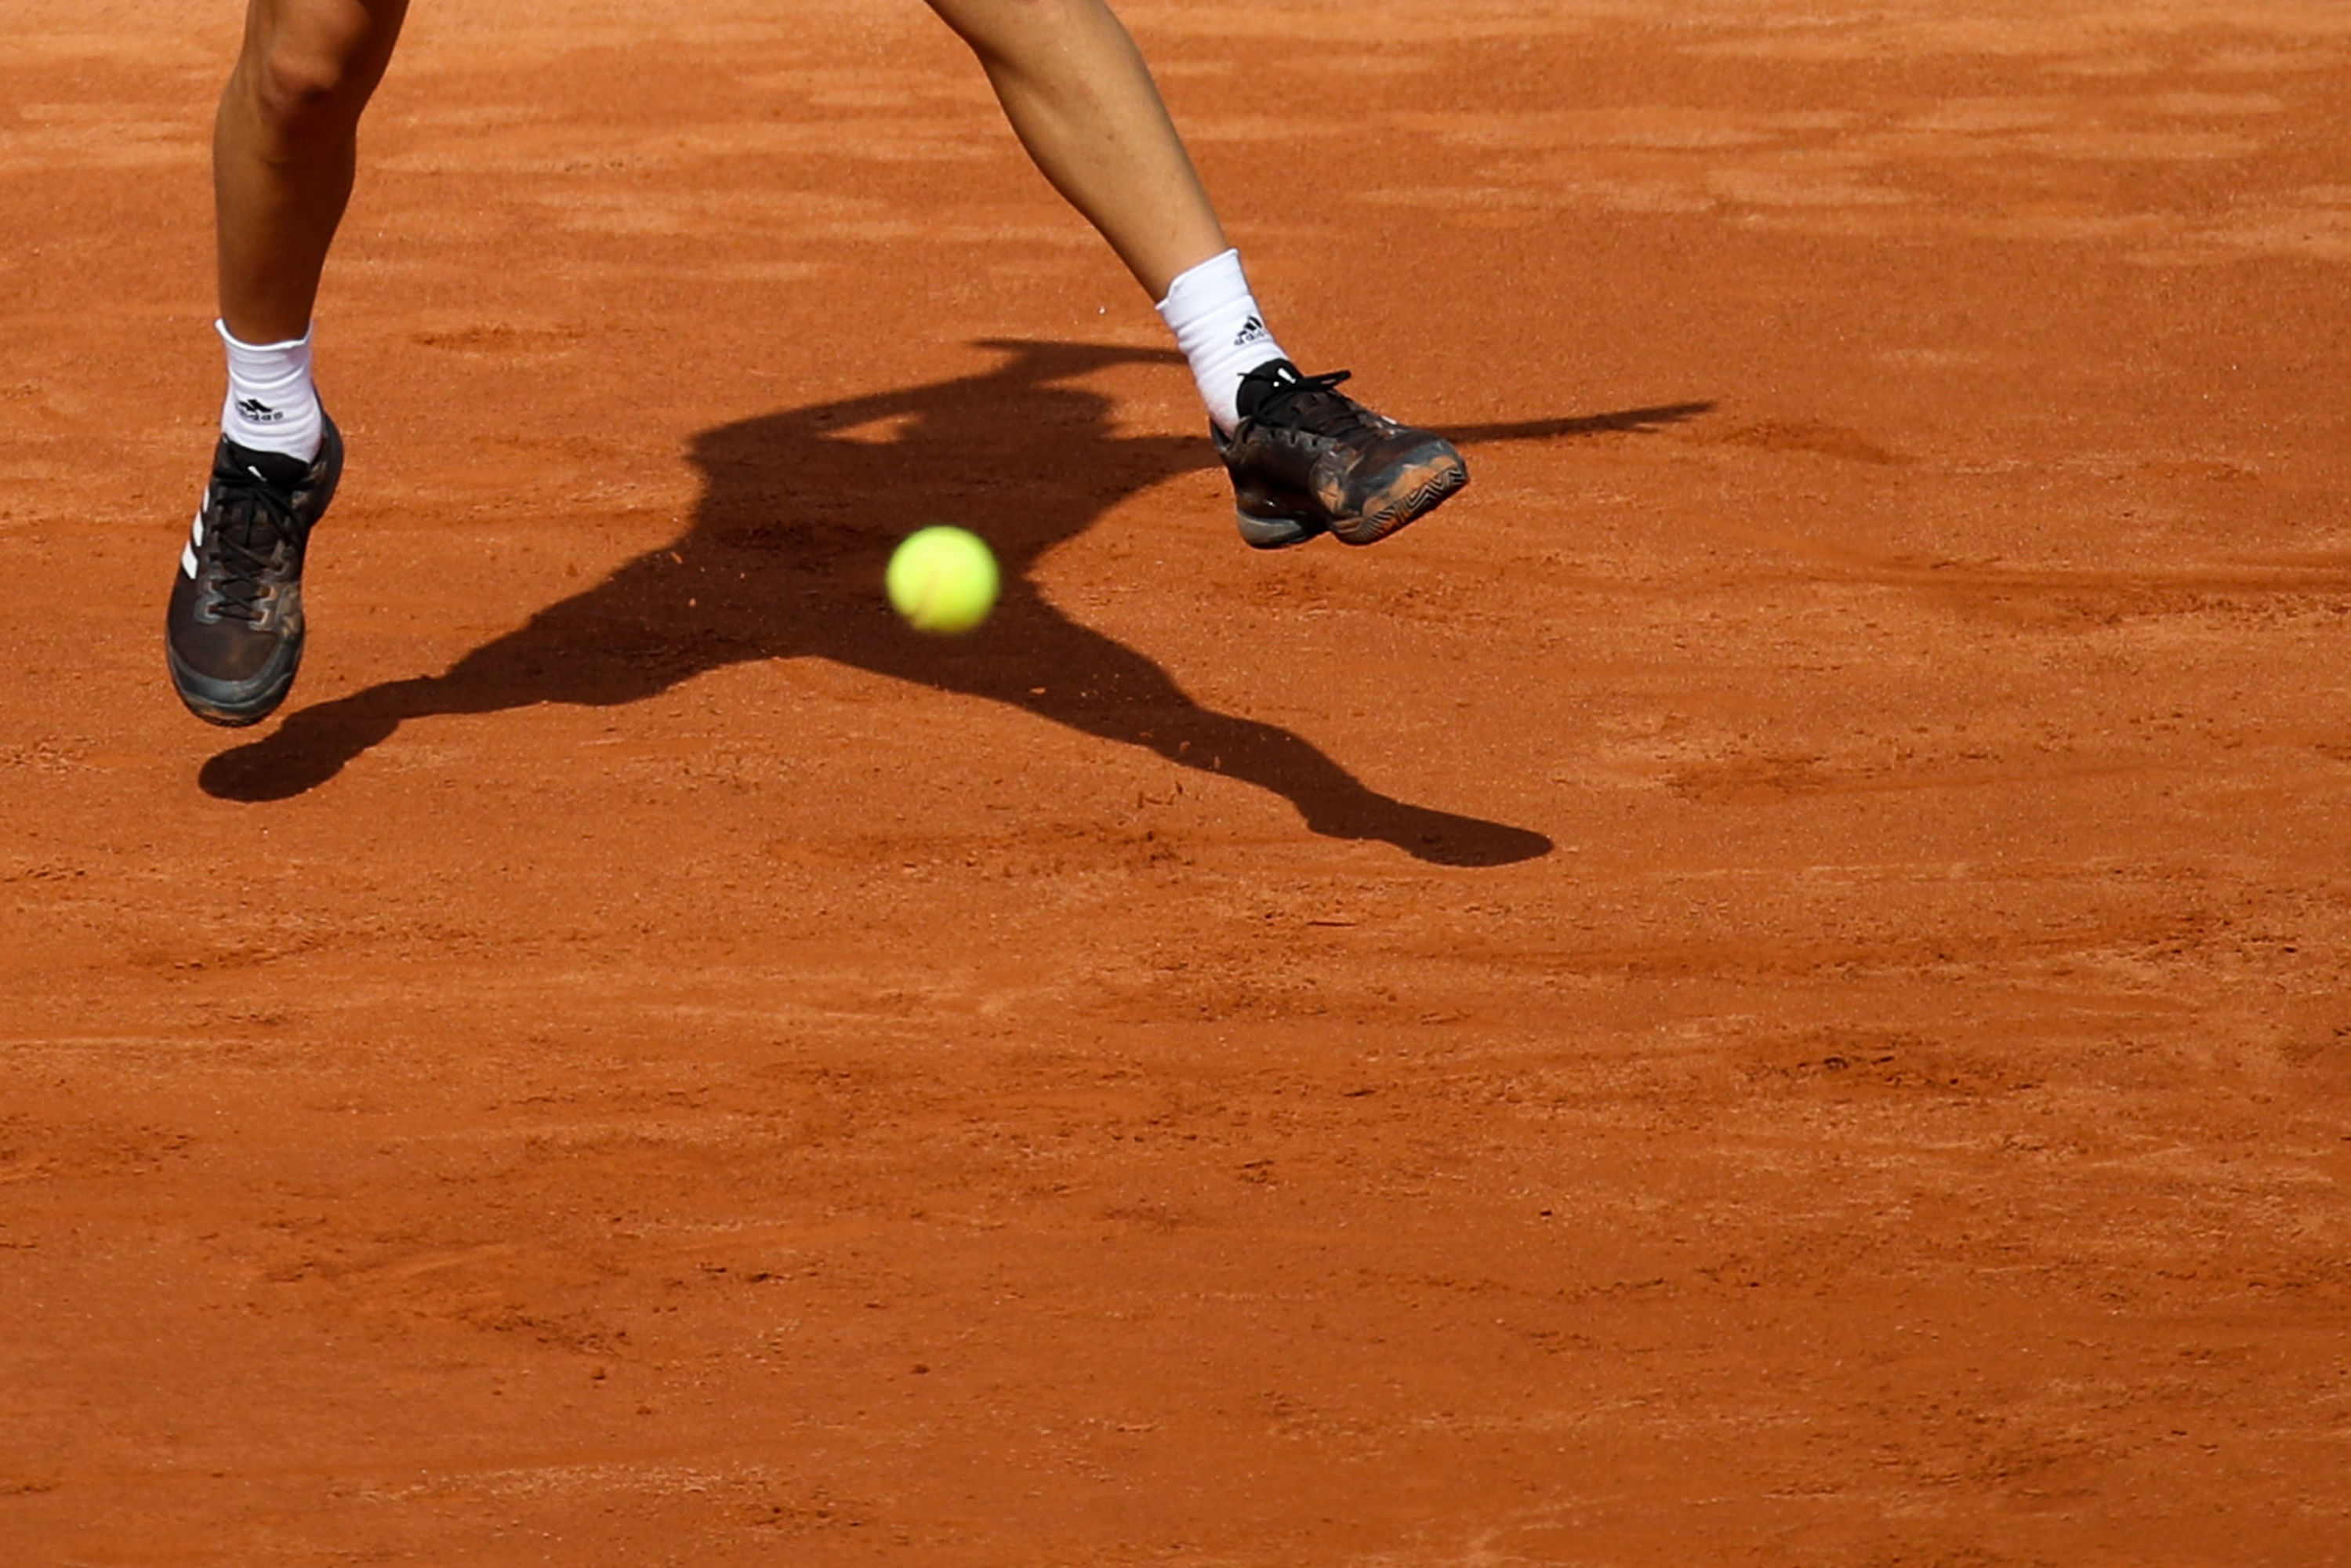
[923,0,1228,299]
[214,0,408,341]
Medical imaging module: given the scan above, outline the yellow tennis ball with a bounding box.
[887,525,1000,635]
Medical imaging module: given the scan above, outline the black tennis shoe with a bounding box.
[1214,360,1468,550]
[165,419,343,727]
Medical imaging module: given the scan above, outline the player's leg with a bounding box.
[924,0,1466,548]
[923,0,1222,300]
[217,0,409,347]
[169,0,407,727]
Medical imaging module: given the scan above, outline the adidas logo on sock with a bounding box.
[236,397,283,423]
[1232,314,1267,348]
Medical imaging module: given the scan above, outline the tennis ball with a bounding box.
[887,525,999,635]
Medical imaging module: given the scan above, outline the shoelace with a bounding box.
[204,467,299,623]
[1250,368,1378,441]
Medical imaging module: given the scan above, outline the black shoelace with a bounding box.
[204,470,299,622]
[1250,368,1376,441]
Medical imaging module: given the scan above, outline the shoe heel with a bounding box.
[1237,509,1321,550]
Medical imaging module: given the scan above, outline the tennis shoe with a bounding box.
[1214,360,1468,550]
[165,419,342,726]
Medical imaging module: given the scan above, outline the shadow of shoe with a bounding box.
[198,677,432,802]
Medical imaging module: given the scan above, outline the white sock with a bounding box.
[219,320,325,462]
[1156,249,1289,434]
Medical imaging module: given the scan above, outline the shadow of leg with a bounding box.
[205,568,1552,864]
[198,550,704,801]
[841,588,1553,867]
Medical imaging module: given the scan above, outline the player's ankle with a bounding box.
[217,318,325,463]
[1156,248,1288,434]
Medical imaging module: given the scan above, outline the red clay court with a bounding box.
[5,1,2349,1561]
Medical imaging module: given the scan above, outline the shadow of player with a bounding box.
[200,339,1711,866]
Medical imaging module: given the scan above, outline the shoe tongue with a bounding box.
[1234,358,1301,423]
[215,442,310,547]
[223,441,313,489]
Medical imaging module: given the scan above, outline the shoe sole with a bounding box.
[1235,445,1468,551]
[1331,452,1469,546]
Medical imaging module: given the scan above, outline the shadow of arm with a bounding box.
[1449,401,1716,445]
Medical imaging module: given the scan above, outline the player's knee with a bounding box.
[247,47,360,127]
[239,18,382,133]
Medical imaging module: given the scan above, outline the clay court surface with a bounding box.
[9,0,2351,1560]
